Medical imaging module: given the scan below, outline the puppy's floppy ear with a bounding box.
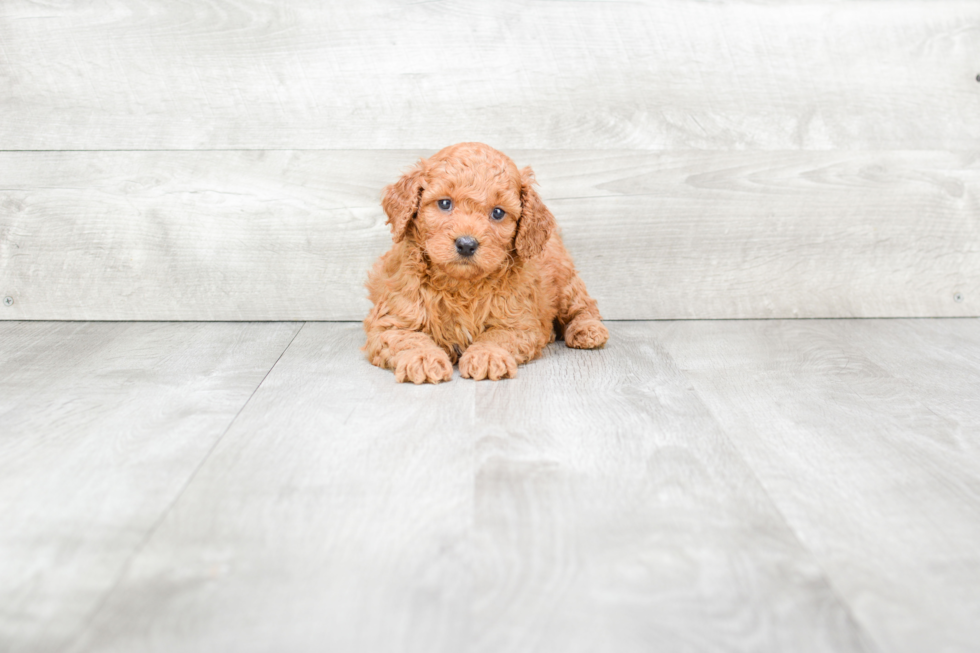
[516,166,556,259]
[382,160,425,243]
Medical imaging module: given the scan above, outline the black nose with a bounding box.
[455,235,479,257]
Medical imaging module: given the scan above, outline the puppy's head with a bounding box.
[382,142,555,280]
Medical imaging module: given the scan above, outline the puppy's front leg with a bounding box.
[365,327,453,384]
[459,327,546,381]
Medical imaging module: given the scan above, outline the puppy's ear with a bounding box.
[516,166,556,259]
[382,160,426,243]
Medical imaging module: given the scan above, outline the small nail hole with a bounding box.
[954,292,964,303]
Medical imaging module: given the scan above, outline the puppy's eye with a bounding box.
[490,207,506,221]
[437,199,453,211]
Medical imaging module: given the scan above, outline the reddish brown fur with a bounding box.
[364,142,608,383]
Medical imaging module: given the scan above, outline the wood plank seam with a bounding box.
[62,322,307,651]
[682,377,886,653]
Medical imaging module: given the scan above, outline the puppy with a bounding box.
[364,142,608,383]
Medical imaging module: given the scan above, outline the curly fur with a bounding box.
[364,142,608,383]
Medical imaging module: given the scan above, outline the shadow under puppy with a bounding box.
[364,142,608,383]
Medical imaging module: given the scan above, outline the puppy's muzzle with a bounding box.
[455,235,479,258]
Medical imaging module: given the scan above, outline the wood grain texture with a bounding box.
[66,323,479,653]
[66,323,873,653]
[1,0,978,150]
[2,150,977,321]
[656,318,980,653]
[467,323,872,653]
[0,321,299,653]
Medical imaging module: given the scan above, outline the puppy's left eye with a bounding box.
[438,199,453,211]
[490,207,506,221]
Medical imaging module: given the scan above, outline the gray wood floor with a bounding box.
[2,319,979,653]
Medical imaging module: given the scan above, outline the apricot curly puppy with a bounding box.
[364,142,608,384]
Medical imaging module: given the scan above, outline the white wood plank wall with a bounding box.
[1,1,978,320]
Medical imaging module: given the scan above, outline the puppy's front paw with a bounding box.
[393,348,453,384]
[459,343,517,381]
[565,318,609,349]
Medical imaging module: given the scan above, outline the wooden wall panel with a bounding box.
[2,1,977,320]
[2,150,976,320]
[1,1,978,150]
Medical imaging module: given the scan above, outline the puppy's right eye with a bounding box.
[437,199,453,211]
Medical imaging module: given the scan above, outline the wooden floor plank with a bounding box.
[1,1,978,150]
[827,319,980,436]
[2,150,976,321]
[0,321,300,653]
[66,323,478,653]
[655,318,980,653]
[67,323,872,653]
[9,320,977,652]
[467,323,872,653]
